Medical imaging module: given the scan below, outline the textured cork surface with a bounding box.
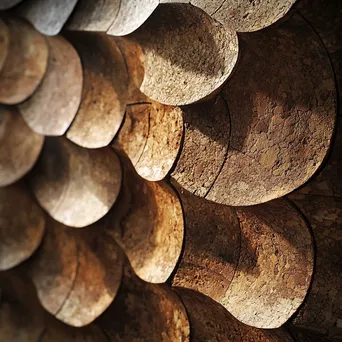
[19,36,83,136]
[224,199,314,329]
[0,19,9,73]
[0,18,48,104]
[0,106,44,187]
[171,96,230,197]
[136,4,239,106]
[29,138,122,228]
[0,184,45,271]
[66,32,128,148]
[206,14,336,206]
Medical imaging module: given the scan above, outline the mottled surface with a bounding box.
[19,36,83,136]
[207,15,336,206]
[0,20,9,73]
[136,4,239,105]
[66,32,128,148]
[0,18,48,104]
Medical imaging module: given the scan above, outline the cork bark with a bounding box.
[65,32,128,148]
[16,0,78,36]
[0,184,45,271]
[0,18,48,105]
[0,19,9,73]
[206,14,336,206]
[19,35,83,136]
[29,137,122,228]
[134,3,239,106]
[289,195,342,340]
[0,106,44,187]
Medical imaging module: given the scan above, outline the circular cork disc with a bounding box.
[224,199,313,329]
[16,0,78,36]
[171,96,230,197]
[19,36,83,136]
[136,3,239,106]
[0,106,44,187]
[0,0,24,9]
[66,0,120,32]
[106,0,159,36]
[29,138,122,228]
[171,185,240,303]
[107,157,184,283]
[289,195,342,339]
[0,20,9,74]
[135,101,183,181]
[0,184,45,271]
[65,32,128,148]
[206,14,336,206]
[0,18,48,105]
[98,266,190,341]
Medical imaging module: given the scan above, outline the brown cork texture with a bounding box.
[0,184,45,271]
[0,17,48,105]
[106,156,184,283]
[224,199,314,329]
[289,195,342,340]
[135,3,239,106]
[0,106,44,187]
[98,265,190,342]
[0,19,9,73]
[171,184,240,304]
[206,14,336,206]
[66,32,128,148]
[19,35,83,136]
[16,0,78,36]
[29,137,122,228]
[171,96,230,197]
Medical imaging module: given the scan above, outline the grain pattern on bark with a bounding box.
[0,106,44,187]
[0,20,9,74]
[135,3,239,106]
[19,35,83,136]
[171,96,230,197]
[0,184,45,271]
[224,199,314,329]
[29,138,122,228]
[171,185,240,303]
[66,32,128,148]
[206,14,336,206]
[0,18,48,104]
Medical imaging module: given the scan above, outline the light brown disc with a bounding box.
[171,185,240,304]
[289,195,342,339]
[171,96,230,197]
[135,101,183,181]
[66,0,120,32]
[135,3,239,106]
[0,106,44,187]
[0,0,24,9]
[29,137,122,228]
[19,35,83,136]
[16,0,78,36]
[106,157,184,283]
[0,18,48,105]
[206,14,336,206]
[223,199,314,329]
[0,184,45,271]
[0,19,9,74]
[98,266,190,341]
[107,0,159,36]
[65,32,128,148]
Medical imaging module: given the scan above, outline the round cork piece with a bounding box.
[0,0,24,9]
[0,18,48,105]
[29,138,122,228]
[224,199,314,329]
[206,14,336,206]
[0,19,9,74]
[171,185,240,304]
[171,96,230,197]
[0,106,44,187]
[107,0,159,36]
[98,266,190,342]
[0,184,45,271]
[135,3,239,106]
[66,32,128,148]
[19,35,83,136]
